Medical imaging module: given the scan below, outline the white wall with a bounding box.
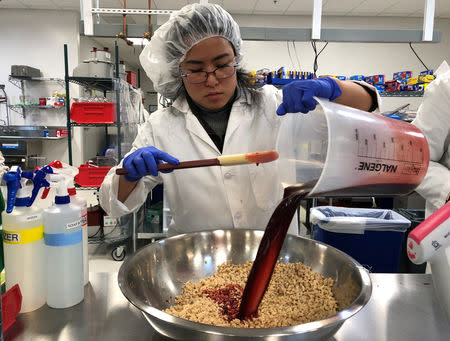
[0,9,80,123]
[0,8,83,166]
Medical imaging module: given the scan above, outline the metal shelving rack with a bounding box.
[8,76,64,88]
[63,43,146,257]
[9,105,65,109]
[7,76,65,116]
[63,42,122,166]
[66,77,113,93]
[0,84,10,125]
[8,105,65,116]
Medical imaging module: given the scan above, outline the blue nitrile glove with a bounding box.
[276,77,342,115]
[122,146,179,182]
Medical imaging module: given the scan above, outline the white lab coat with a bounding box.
[100,85,290,235]
[412,70,450,217]
[99,83,380,236]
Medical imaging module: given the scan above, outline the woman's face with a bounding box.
[180,37,237,110]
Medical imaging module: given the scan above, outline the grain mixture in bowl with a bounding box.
[164,261,338,328]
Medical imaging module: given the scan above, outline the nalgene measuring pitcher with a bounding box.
[277,97,430,196]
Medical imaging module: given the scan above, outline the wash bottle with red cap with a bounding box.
[2,166,46,313]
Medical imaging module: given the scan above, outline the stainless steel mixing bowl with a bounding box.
[118,229,371,340]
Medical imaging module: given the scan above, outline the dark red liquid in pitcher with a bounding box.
[237,180,317,320]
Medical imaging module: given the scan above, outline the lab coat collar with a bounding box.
[223,103,242,148]
[237,85,253,106]
[184,111,221,154]
[224,86,252,145]
[172,95,190,113]
[171,86,252,154]
[171,96,220,154]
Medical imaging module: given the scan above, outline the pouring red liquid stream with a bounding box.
[237,180,317,320]
[236,180,419,320]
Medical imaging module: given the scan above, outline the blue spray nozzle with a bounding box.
[4,166,22,213]
[21,171,34,180]
[27,165,53,207]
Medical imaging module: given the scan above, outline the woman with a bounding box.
[99,3,379,236]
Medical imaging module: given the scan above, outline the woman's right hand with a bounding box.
[122,146,179,182]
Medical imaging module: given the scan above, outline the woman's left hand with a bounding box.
[276,77,342,115]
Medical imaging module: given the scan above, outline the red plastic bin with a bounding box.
[126,70,137,87]
[75,162,112,187]
[70,102,116,124]
[2,284,22,333]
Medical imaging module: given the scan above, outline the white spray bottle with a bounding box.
[46,160,89,285]
[0,163,8,288]
[43,173,84,308]
[407,201,450,322]
[2,166,46,313]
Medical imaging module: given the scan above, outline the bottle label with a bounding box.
[44,230,82,247]
[81,209,88,228]
[3,225,44,244]
[10,214,41,223]
[66,219,82,230]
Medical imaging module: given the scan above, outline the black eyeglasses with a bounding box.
[180,62,239,84]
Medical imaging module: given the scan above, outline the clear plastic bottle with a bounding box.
[68,187,88,285]
[0,179,5,294]
[46,161,89,286]
[0,162,5,340]
[2,167,46,313]
[44,174,83,308]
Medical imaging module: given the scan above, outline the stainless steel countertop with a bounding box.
[5,273,450,341]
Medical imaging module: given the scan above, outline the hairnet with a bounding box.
[139,3,243,100]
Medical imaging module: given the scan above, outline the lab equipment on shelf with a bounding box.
[7,76,66,116]
[252,66,431,97]
[10,65,41,78]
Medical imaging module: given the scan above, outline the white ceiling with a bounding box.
[1,0,450,19]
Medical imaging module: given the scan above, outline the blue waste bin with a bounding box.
[394,208,427,273]
[310,206,411,273]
